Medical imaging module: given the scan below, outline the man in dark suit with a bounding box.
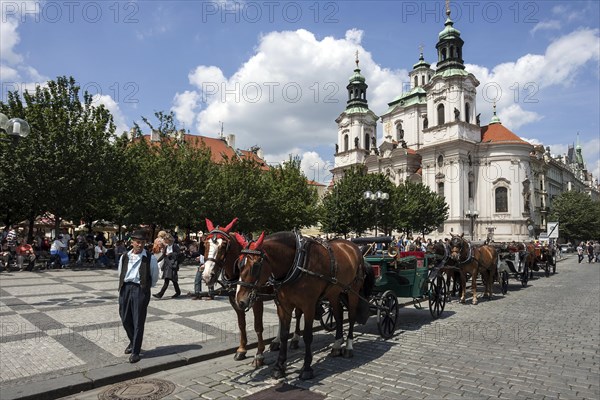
[117,230,159,363]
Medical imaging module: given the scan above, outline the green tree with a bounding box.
[392,181,448,238]
[550,191,600,242]
[264,156,319,232]
[321,167,388,236]
[0,77,115,239]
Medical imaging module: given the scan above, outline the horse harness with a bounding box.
[238,232,363,304]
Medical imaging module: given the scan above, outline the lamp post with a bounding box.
[364,190,389,236]
[466,209,478,241]
[0,112,30,144]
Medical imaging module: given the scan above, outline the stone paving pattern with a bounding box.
[1,255,599,399]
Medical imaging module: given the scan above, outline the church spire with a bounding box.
[346,51,369,111]
[489,102,501,125]
[435,0,465,73]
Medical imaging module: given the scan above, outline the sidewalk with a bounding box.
[0,265,280,400]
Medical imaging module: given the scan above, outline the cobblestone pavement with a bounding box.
[2,255,599,399]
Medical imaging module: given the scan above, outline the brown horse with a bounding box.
[448,234,498,304]
[234,231,372,380]
[201,218,306,367]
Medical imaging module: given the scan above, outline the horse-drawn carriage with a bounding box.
[492,243,529,294]
[346,236,447,339]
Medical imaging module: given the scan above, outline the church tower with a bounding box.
[421,5,480,147]
[332,53,378,178]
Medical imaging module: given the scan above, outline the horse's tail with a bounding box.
[361,262,376,299]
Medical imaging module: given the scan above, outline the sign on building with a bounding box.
[547,222,559,239]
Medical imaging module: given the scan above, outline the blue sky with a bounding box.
[2,0,599,183]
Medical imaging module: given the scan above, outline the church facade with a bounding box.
[332,9,595,242]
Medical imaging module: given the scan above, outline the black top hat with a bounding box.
[130,230,148,241]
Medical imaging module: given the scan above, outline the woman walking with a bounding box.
[153,232,182,299]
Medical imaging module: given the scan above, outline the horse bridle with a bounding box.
[236,247,266,312]
[451,238,473,265]
[205,229,236,284]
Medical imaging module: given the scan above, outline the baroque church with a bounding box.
[332,7,539,242]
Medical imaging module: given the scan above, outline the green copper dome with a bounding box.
[349,68,365,83]
[439,17,461,40]
[412,53,430,69]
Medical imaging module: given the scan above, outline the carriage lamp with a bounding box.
[466,210,479,241]
[0,113,31,144]
[364,190,389,236]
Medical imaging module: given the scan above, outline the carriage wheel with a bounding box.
[377,290,399,339]
[501,271,509,295]
[521,265,529,287]
[318,300,336,332]
[428,275,446,319]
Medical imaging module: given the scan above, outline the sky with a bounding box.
[1,0,599,183]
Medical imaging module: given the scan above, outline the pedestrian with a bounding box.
[115,240,126,267]
[153,232,182,299]
[95,240,109,267]
[117,230,159,363]
[587,241,594,263]
[16,238,36,271]
[189,253,206,300]
[6,225,17,255]
[594,241,600,263]
[577,242,584,263]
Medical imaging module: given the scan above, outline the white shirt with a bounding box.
[94,244,108,259]
[51,239,65,252]
[118,249,159,287]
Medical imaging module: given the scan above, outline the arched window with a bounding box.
[465,102,471,123]
[438,182,445,199]
[396,123,403,140]
[343,134,349,152]
[437,104,445,125]
[414,76,418,88]
[495,187,508,212]
[365,134,370,151]
[450,46,454,58]
[421,75,425,85]
[441,48,447,60]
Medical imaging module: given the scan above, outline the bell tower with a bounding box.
[332,52,379,178]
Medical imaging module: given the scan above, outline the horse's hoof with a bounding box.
[289,340,299,350]
[271,368,286,379]
[234,351,247,361]
[330,348,342,357]
[269,342,280,351]
[343,348,354,358]
[299,368,314,380]
[472,300,478,305]
[252,356,265,368]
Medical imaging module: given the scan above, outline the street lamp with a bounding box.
[0,112,31,144]
[364,190,389,236]
[466,210,478,241]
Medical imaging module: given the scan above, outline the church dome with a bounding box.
[439,17,461,40]
[349,68,366,83]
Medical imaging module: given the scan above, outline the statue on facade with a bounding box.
[335,143,339,154]
[454,107,460,121]
[522,179,531,211]
[354,137,359,148]
[476,113,481,126]
[423,117,428,129]
[371,135,376,149]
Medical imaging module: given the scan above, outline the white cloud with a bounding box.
[466,28,600,127]
[530,20,561,35]
[171,90,201,129]
[497,104,543,130]
[93,94,129,135]
[0,15,22,64]
[182,29,406,166]
[300,151,333,184]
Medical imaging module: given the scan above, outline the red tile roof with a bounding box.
[480,124,529,145]
[140,134,267,166]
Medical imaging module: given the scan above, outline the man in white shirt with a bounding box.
[117,230,159,363]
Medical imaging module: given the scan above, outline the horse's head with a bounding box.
[202,217,238,286]
[233,232,266,312]
[449,234,466,261]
